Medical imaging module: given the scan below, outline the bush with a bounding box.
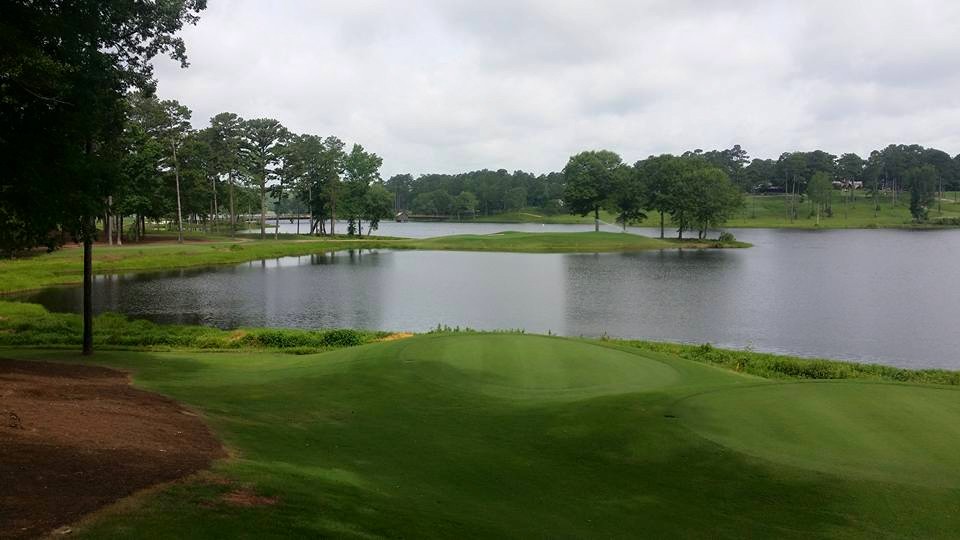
[0,301,381,352]
[319,329,365,347]
[718,231,736,243]
[617,338,960,386]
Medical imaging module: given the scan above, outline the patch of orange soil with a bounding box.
[0,358,224,539]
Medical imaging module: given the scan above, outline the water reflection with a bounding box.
[13,227,960,370]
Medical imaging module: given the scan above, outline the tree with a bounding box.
[362,184,394,235]
[453,191,478,221]
[341,144,383,235]
[906,165,937,222]
[239,118,289,239]
[563,150,623,231]
[135,96,193,242]
[636,155,687,238]
[612,169,647,231]
[807,171,833,225]
[0,0,206,354]
[671,166,742,239]
[385,174,414,212]
[208,112,244,232]
[504,187,527,211]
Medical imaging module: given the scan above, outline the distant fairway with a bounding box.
[7,334,960,538]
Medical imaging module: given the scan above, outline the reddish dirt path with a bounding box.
[0,359,224,539]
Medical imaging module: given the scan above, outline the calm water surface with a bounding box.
[16,225,960,369]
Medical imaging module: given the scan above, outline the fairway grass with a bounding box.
[0,231,744,294]
[475,193,960,229]
[6,333,959,538]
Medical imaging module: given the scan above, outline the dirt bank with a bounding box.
[0,359,224,539]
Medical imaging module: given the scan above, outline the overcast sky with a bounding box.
[153,0,960,178]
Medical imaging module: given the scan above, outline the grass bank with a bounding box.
[614,338,960,386]
[1,302,951,385]
[4,332,959,537]
[474,192,960,229]
[0,301,387,353]
[0,231,745,294]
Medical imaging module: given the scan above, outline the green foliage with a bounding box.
[906,165,938,222]
[0,0,207,253]
[668,166,742,239]
[453,191,479,219]
[618,340,960,386]
[562,150,625,223]
[0,301,383,352]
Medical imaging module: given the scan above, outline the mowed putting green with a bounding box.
[7,333,960,538]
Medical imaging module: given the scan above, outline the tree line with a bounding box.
[112,91,393,243]
[384,143,959,225]
[562,150,743,239]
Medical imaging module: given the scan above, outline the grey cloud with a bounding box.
[152,0,960,178]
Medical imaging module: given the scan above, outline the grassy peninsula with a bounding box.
[0,231,746,294]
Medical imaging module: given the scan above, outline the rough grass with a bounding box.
[616,340,960,386]
[0,231,745,294]
[5,333,959,538]
[0,301,385,353]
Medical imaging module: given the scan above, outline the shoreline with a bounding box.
[0,231,747,295]
[1,302,957,382]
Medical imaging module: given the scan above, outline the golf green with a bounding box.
[5,333,959,538]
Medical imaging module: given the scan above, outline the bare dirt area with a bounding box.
[0,359,224,539]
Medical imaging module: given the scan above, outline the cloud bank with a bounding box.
[153,0,960,177]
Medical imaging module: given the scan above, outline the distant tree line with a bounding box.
[388,143,960,225]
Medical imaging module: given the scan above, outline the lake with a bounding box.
[15,224,960,370]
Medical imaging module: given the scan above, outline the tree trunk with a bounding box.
[229,172,236,237]
[173,144,184,243]
[594,206,599,232]
[659,210,664,238]
[104,201,112,246]
[330,196,336,236]
[275,181,281,240]
[82,218,94,356]
[259,176,266,239]
[308,184,314,235]
[116,215,122,245]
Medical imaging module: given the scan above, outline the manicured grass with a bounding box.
[6,333,960,537]
[471,209,611,225]
[723,192,960,229]
[475,193,960,229]
[0,231,744,294]
[411,231,745,253]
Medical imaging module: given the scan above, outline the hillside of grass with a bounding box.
[6,332,959,538]
[473,192,960,229]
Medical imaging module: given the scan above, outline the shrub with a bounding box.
[0,301,379,352]
[718,231,736,243]
[319,329,364,347]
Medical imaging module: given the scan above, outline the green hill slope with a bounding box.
[9,334,960,538]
